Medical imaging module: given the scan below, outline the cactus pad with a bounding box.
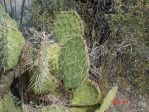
[1,93,22,112]
[72,80,101,106]
[97,86,118,112]
[29,67,58,95]
[29,35,58,94]
[54,11,84,44]
[0,25,25,71]
[58,36,89,89]
[0,5,18,28]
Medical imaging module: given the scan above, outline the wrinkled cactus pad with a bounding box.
[58,36,89,89]
[72,80,101,106]
[54,11,84,44]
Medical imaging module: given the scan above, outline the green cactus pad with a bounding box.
[41,105,66,112]
[54,11,84,44]
[48,43,61,75]
[29,67,58,95]
[58,36,89,89]
[0,25,25,71]
[72,80,101,106]
[97,86,118,112]
[16,41,33,75]
[0,5,18,28]
[1,93,22,112]
[29,36,58,94]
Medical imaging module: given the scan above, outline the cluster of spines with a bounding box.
[28,33,58,95]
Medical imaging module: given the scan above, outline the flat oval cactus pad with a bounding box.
[58,36,89,89]
[54,11,84,44]
[72,80,101,106]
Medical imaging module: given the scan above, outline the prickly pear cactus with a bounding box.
[41,105,66,112]
[29,35,58,94]
[58,36,89,89]
[97,86,118,112]
[72,80,101,106]
[48,43,61,75]
[0,23,25,72]
[54,11,84,44]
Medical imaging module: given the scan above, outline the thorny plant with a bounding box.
[0,0,149,112]
[0,2,119,112]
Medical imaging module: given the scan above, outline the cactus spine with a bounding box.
[29,34,58,94]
